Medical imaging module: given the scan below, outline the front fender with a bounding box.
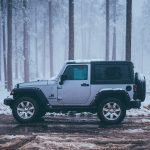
[11,87,49,109]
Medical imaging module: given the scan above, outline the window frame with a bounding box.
[63,65,88,81]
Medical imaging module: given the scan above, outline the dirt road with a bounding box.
[0,114,150,150]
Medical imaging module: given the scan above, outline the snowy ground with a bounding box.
[0,114,150,149]
[0,83,150,116]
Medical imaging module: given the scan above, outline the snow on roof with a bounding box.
[65,59,105,64]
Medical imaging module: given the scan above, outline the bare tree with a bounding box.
[23,0,29,82]
[7,0,13,91]
[0,2,1,81]
[80,0,86,59]
[14,6,18,79]
[112,0,117,60]
[49,0,53,77]
[68,0,74,60]
[106,0,109,61]
[125,0,132,61]
[43,13,46,78]
[35,7,38,78]
[1,0,7,88]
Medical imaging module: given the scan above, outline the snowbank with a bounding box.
[0,83,11,115]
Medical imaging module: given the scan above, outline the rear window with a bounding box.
[91,64,133,84]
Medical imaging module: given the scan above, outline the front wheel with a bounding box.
[97,98,126,125]
[12,97,40,123]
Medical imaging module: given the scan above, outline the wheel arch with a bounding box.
[12,88,49,110]
[92,89,131,108]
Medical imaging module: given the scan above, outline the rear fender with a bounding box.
[92,89,131,107]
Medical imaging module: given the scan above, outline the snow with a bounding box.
[123,129,144,133]
[65,59,104,63]
[0,84,11,115]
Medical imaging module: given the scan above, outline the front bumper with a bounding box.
[4,98,14,107]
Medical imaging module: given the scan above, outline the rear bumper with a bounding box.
[4,98,14,107]
[128,100,141,109]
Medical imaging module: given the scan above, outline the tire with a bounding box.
[97,98,126,125]
[12,97,40,123]
[135,73,146,102]
[39,110,46,118]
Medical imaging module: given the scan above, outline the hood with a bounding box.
[16,78,57,88]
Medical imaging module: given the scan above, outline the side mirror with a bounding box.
[59,75,67,85]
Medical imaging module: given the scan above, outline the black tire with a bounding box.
[12,97,40,123]
[135,73,146,102]
[97,98,126,125]
[39,110,46,118]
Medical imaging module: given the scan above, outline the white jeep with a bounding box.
[4,60,146,124]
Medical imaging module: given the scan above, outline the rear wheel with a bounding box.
[12,97,40,123]
[97,98,126,124]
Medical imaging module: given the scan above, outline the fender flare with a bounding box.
[92,89,131,107]
[12,87,49,109]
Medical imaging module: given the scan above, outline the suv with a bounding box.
[4,60,146,124]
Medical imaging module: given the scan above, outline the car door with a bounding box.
[57,64,91,105]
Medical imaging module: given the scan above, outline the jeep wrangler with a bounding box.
[4,60,146,124]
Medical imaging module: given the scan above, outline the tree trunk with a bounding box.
[7,0,13,91]
[68,0,74,60]
[106,0,109,61]
[0,3,1,81]
[35,7,38,78]
[23,0,29,82]
[1,0,7,88]
[112,0,117,61]
[15,7,18,79]
[43,14,46,77]
[87,4,93,59]
[80,1,86,59]
[49,0,53,77]
[125,0,132,61]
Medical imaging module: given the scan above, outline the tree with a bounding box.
[0,2,1,81]
[125,0,132,61]
[112,0,117,60]
[106,0,109,61]
[14,6,18,79]
[49,0,53,77]
[35,7,38,78]
[23,0,29,82]
[7,0,13,91]
[43,13,46,77]
[1,0,7,88]
[68,0,74,60]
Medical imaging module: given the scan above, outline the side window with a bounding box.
[92,64,130,84]
[63,65,88,80]
[95,66,123,81]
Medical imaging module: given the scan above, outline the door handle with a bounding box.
[81,83,89,86]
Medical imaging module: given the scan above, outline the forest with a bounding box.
[0,0,150,91]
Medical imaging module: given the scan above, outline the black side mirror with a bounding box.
[59,75,67,85]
